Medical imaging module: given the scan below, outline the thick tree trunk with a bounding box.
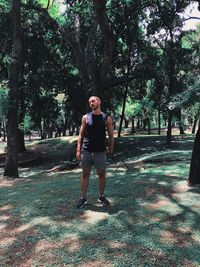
[188,124,200,185]
[71,0,116,100]
[4,0,22,177]
[17,128,26,153]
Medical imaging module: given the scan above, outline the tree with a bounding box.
[4,0,22,177]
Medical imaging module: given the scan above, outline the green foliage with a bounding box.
[0,0,11,11]
[169,76,200,109]
[19,114,33,135]
[125,98,142,118]
[0,0,199,138]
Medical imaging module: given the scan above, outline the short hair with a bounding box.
[89,96,101,102]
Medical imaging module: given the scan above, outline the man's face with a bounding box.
[89,97,100,110]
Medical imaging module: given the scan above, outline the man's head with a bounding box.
[88,96,101,111]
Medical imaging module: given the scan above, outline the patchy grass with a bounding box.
[1,134,200,266]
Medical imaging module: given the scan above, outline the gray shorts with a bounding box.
[81,150,107,169]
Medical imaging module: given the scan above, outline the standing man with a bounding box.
[76,96,114,208]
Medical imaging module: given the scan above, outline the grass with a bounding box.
[1,134,200,266]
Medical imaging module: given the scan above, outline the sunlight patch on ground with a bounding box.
[160,230,174,245]
[0,204,13,211]
[0,237,16,247]
[160,230,191,248]
[0,223,6,230]
[147,196,183,215]
[107,240,126,249]
[13,224,31,234]
[182,259,199,267]
[172,181,191,193]
[30,216,55,226]
[79,260,112,267]
[0,179,16,187]
[0,215,11,221]
[192,234,200,244]
[35,235,80,253]
[81,210,109,224]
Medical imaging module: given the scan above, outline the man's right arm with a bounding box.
[76,115,86,161]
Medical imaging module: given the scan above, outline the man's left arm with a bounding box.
[107,116,114,155]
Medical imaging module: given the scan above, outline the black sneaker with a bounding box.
[98,195,110,206]
[77,197,87,209]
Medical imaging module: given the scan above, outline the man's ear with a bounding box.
[96,97,101,104]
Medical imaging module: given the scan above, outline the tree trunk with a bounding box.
[117,88,128,138]
[192,117,198,134]
[147,118,151,135]
[177,108,185,134]
[188,123,200,185]
[118,40,131,138]
[2,121,6,141]
[158,104,161,135]
[131,116,135,134]
[136,118,140,129]
[166,110,172,145]
[124,117,129,128]
[70,0,116,100]
[4,0,22,177]
[143,119,146,131]
[17,128,26,153]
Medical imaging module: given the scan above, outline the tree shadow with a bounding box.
[1,157,200,266]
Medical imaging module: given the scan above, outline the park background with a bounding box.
[0,0,200,266]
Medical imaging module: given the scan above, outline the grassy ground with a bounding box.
[1,134,200,266]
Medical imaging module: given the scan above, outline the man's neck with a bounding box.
[92,108,102,115]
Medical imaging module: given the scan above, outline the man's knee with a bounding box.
[82,168,91,178]
[97,169,105,177]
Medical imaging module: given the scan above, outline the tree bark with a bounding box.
[192,117,198,134]
[117,36,131,138]
[70,0,116,100]
[188,123,200,185]
[147,118,151,135]
[131,116,135,134]
[166,109,172,146]
[4,0,22,177]
[158,104,161,135]
[94,0,116,97]
[17,128,26,153]
[177,108,185,135]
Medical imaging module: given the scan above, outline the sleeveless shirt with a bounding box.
[82,112,108,152]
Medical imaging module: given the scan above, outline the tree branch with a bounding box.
[93,0,116,87]
[183,16,200,22]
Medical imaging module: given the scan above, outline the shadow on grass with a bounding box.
[1,160,200,266]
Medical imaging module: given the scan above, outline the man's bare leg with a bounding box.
[97,169,106,196]
[77,166,91,208]
[81,166,91,198]
[97,169,110,205]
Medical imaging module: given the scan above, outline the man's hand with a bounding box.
[76,151,81,161]
[106,147,113,156]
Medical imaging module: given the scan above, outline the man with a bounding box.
[76,96,114,208]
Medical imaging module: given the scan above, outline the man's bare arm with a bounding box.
[76,115,86,161]
[107,116,114,155]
